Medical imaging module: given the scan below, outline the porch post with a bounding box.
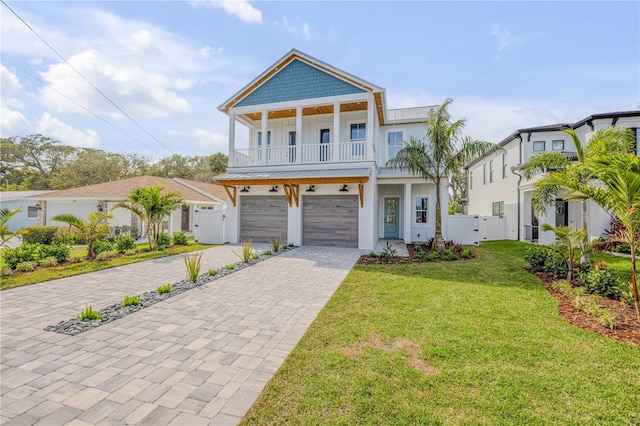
[366,98,374,161]
[261,110,268,165]
[404,183,412,243]
[333,102,340,162]
[228,113,235,167]
[296,106,303,164]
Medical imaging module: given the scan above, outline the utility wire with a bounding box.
[2,56,166,157]
[1,0,175,155]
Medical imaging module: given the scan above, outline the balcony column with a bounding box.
[228,112,235,167]
[296,106,303,164]
[261,110,268,165]
[333,102,340,162]
[366,98,374,161]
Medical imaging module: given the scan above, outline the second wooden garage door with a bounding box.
[240,196,288,243]
[303,195,358,248]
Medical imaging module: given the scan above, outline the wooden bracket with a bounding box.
[358,183,364,208]
[282,183,292,207]
[291,184,299,207]
[223,185,237,207]
[282,183,300,207]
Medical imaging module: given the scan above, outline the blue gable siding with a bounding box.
[235,59,366,107]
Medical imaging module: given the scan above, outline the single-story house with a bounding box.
[0,190,55,231]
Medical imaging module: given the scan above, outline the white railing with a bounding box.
[233,141,367,166]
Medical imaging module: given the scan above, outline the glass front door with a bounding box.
[384,198,400,239]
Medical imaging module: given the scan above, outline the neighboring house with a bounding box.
[0,190,55,231]
[466,111,640,245]
[214,49,451,250]
[29,176,227,243]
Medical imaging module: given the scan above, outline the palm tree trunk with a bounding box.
[580,200,590,264]
[631,243,639,321]
[434,181,445,250]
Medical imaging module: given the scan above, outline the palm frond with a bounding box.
[521,152,570,180]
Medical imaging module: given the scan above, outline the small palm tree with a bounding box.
[52,211,113,259]
[113,185,183,251]
[386,98,497,248]
[0,207,23,247]
[541,224,588,283]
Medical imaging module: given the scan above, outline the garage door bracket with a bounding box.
[358,183,364,208]
[222,185,237,207]
[282,183,299,207]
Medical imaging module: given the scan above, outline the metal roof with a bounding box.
[214,168,371,182]
[386,106,434,123]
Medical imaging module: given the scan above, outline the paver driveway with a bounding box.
[0,245,362,425]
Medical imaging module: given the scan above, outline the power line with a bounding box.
[2,56,166,157]
[1,0,174,155]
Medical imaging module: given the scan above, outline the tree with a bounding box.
[51,211,113,259]
[541,224,588,282]
[386,98,497,248]
[571,152,640,320]
[49,148,129,189]
[208,152,228,176]
[0,207,23,247]
[449,167,468,214]
[113,185,183,251]
[522,127,634,262]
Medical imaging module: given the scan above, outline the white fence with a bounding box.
[479,216,506,241]
[446,215,479,246]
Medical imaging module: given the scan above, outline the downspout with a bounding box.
[510,133,523,241]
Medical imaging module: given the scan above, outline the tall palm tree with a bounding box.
[522,126,634,262]
[386,98,497,248]
[570,153,640,320]
[52,211,113,259]
[0,207,23,247]
[113,185,183,251]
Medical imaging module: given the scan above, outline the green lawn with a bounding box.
[242,240,640,425]
[1,242,216,290]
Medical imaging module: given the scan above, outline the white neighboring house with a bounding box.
[0,190,54,231]
[214,49,453,250]
[28,176,227,243]
[466,111,640,245]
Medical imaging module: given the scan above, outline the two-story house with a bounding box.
[466,111,640,245]
[214,49,449,250]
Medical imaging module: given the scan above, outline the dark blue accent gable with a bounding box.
[235,59,366,107]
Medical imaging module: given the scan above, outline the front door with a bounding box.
[288,131,296,164]
[320,128,330,162]
[181,205,190,231]
[555,199,568,227]
[384,197,400,238]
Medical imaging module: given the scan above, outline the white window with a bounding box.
[470,171,473,190]
[502,153,507,179]
[492,201,504,218]
[27,206,38,218]
[415,198,428,224]
[489,160,494,183]
[387,131,403,161]
[552,140,564,151]
[533,141,545,152]
[483,163,487,185]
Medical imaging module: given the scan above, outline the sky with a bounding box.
[1,1,639,160]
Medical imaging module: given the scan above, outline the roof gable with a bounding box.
[234,58,366,108]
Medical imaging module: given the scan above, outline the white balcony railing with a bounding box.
[233,141,367,166]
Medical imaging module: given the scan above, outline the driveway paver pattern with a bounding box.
[1,245,362,425]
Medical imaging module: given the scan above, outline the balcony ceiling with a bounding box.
[244,101,369,121]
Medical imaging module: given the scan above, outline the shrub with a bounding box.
[271,238,280,252]
[614,243,631,254]
[123,249,137,256]
[234,239,253,263]
[115,235,136,253]
[264,250,272,256]
[68,252,85,264]
[425,253,439,261]
[121,295,141,308]
[251,253,259,260]
[78,305,102,321]
[0,265,12,277]
[95,250,118,261]
[551,280,617,329]
[288,243,294,248]
[172,231,188,245]
[461,248,471,259]
[40,243,71,264]
[442,249,457,261]
[54,227,87,245]
[157,284,172,294]
[38,256,59,267]
[93,239,114,256]
[208,269,218,276]
[620,281,634,305]
[22,226,59,245]
[157,232,172,250]
[225,264,235,270]
[525,246,568,279]
[15,261,37,272]
[578,269,621,299]
[3,244,41,269]
[380,242,397,261]
[183,251,202,282]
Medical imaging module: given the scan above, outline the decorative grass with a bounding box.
[242,240,640,425]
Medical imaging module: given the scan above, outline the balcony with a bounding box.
[233,141,368,167]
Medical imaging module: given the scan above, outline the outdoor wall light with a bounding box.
[35,202,41,210]
[306,185,315,192]
[240,186,250,192]
[96,204,104,212]
[269,185,278,192]
[339,184,349,192]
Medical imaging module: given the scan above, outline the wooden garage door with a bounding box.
[303,195,358,248]
[240,196,288,243]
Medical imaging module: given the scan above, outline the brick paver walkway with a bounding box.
[0,245,362,425]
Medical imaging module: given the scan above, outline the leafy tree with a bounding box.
[541,224,588,282]
[51,211,113,259]
[449,167,468,214]
[386,98,497,248]
[113,185,183,251]
[0,207,23,247]
[208,152,228,176]
[522,126,634,262]
[49,148,128,189]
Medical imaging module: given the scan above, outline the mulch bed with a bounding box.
[357,244,476,265]
[529,269,639,347]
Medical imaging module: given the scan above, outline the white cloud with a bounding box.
[0,106,31,137]
[274,16,311,40]
[190,0,263,24]
[39,50,192,118]
[36,113,100,147]
[1,65,23,97]
[168,128,228,153]
[490,23,543,60]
